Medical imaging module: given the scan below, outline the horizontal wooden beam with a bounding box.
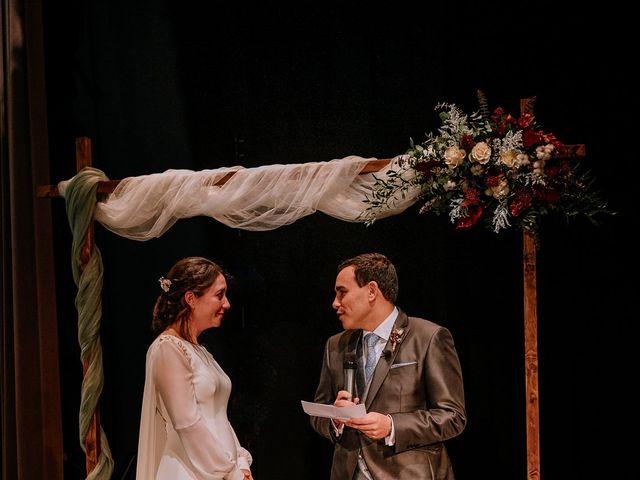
[36,179,121,198]
[35,144,584,200]
[35,158,394,199]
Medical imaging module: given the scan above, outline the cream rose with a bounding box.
[499,150,518,168]
[485,179,510,199]
[469,141,491,164]
[444,145,466,168]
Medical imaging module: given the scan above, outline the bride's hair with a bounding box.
[152,257,225,342]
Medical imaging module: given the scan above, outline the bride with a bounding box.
[136,256,253,480]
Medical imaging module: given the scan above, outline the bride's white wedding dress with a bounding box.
[136,335,252,479]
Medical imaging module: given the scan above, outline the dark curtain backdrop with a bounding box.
[1,0,63,478]
[39,1,637,480]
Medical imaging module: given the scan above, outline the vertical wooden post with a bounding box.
[520,97,540,480]
[75,136,100,475]
[523,229,540,480]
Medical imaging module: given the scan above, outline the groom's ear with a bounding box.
[367,281,379,300]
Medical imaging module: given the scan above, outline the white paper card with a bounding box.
[301,400,367,419]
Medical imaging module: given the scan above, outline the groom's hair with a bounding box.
[338,252,398,303]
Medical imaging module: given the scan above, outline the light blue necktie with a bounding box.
[364,333,380,385]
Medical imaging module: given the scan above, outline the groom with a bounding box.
[310,253,466,480]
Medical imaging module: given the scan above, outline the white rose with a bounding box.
[469,142,491,164]
[443,146,466,168]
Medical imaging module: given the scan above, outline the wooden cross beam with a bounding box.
[36,155,391,198]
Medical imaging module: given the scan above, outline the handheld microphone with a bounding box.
[343,353,357,399]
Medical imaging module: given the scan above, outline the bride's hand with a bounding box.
[241,468,253,480]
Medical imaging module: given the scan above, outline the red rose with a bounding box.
[461,188,481,207]
[509,189,533,217]
[518,113,535,129]
[455,205,484,228]
[485,174,503,188]
[523,129,543,148]
[495,113,517,137]
[460,134,476,153]
[491,107,504,123]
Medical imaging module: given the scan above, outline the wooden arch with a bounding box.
[38,98,585,480]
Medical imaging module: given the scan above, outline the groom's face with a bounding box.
[333,266,371,330]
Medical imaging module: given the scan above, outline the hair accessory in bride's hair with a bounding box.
[159,276,172,293]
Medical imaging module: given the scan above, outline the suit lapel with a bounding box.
[344,329,360,357]
[365,311,410,409]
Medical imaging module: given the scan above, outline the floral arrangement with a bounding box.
[364,93,611,233]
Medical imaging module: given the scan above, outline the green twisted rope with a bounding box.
[64,167,114,480]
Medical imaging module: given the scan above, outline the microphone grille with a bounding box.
[344,352,357,368]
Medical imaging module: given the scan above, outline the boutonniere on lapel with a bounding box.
[389,327,405,352]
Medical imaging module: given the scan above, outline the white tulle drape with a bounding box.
[58,155,421,241]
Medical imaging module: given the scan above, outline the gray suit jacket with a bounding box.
[311,310,466,480]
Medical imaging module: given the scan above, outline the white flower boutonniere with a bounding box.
[389,327,405,352]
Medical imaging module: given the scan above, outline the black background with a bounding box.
[42,1,637,479]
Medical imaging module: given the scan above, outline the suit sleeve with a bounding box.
[391,327,466,452]
[309,337,340,442]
